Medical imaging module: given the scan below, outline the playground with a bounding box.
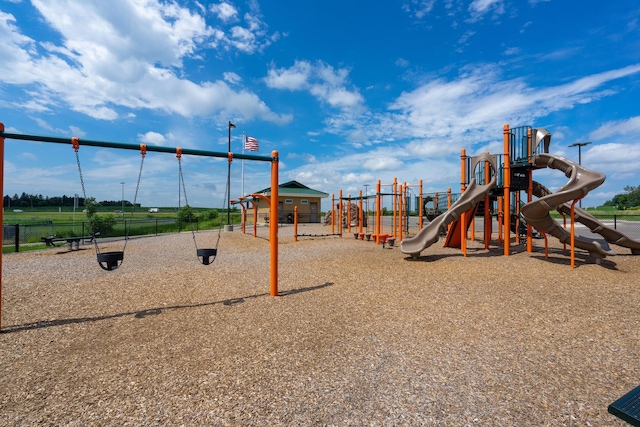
[1,225,639,426]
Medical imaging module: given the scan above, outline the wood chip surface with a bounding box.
[1,225,638,426]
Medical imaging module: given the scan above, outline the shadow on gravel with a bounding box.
[1,282,334,334]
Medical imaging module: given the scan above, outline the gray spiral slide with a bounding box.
[521,153,617,259]
[532,181,640,255]
[400,174,497,257]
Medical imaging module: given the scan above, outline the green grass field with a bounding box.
[3,207,242,253]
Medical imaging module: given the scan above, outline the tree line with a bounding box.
[604,185,640,210]
[3,193,138,208]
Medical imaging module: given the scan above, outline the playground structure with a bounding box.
[399,124,640,265]
[320,123,640,263]
[0,123,281,330]
[321,179,425,246]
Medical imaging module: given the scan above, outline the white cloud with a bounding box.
[0,1,289,124]
[468,0,504,21]
[396,58,410,68]
[223,72,242,84]
[320,63,640,155]
[402,0,437,19]
[138,131,168,146]
[210,2,238,21]
[584,142,640,178]
[68,126,86,137]
[589,116,640,140]
[264,60,312,90]
[503,47,521,55]
[265,60,364,111]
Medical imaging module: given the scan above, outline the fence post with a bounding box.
[14,223,19,253]
[155,218,158,236]
[614,214,617,230]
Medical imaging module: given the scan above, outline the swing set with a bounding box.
[0,123,281,330]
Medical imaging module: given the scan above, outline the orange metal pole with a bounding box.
[347,194,351,233]
[294,206,298,242]
[240,202,247,234]
[359,190,363,236]
[399,182,404,242]
[527,129,533,253]
[460,149,467,255]
[484,160,491,250]
[376,180,381,244]
[253,201,258,238]
[503,124,511,256]
[419,179,423,230]
[393,178,398,238]
[339,189,343,237]
[269,150,279,296]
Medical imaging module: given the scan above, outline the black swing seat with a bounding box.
[197,248,217,265]
[97,251,124,271]
[609,384,640,426]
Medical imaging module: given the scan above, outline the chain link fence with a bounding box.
[3,217,186,252]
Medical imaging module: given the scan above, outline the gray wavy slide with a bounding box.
[400,175,497,257]
[531,180,640,255]
[521,153,619,259]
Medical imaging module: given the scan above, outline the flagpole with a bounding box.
[242,132,245,196]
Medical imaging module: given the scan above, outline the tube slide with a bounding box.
[520,153,616,259]
[532,181,640,255]
[400,177,496,257]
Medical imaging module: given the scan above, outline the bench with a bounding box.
[609,385,640,426]
[41,235,96,251]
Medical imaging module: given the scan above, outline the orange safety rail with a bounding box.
[0,123,3,330]
[375,181,381,244]
[294,206,299,242]
[526,129,534,253]
[358,190,363,237]
[338,189,343,237]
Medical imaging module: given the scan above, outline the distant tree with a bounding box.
[604,185,640,209]
[178,205,195,223]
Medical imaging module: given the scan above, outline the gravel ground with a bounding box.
[1,224,638,426]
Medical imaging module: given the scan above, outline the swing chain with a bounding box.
[72,137,101,254]
[130,145,146,218]
[73,137,88,201]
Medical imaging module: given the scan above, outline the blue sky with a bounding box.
[1,0,639,211]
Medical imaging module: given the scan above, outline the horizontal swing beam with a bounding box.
[0,130,275,162]
[0,123,281,332]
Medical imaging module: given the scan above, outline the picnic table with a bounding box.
[41,234,96,251]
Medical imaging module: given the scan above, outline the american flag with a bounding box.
[245,136,259,151]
